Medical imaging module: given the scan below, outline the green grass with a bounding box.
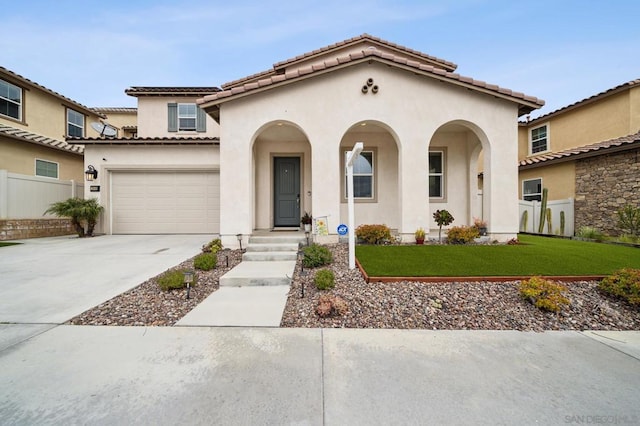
[355,234,640,277]
[0,242,20,247]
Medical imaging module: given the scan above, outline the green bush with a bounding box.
[598,268,640,306]
[202,238,223,254]
[355,224,392,244]
[194,252,217,271]
[446,226,479,244]
[157,269,196,292]
[519,277,570,312]
[303,244,333,268]
[314,269,335,290]
[576,226,605,241]
[617,205,640,236]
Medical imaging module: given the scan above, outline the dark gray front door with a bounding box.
[274,157,300,227]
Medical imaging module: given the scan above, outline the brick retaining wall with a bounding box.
[575,148,640,236]
[0,219,75,241]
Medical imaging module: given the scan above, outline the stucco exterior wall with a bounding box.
[0,138,83,181]
[83,144,220,234]
[519,162,575,201]
[136,97,220,138]
[217,61,520,245]
[101,111,137,137]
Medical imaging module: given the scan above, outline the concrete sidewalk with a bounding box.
[1,326,639,425]
[0,234,213,324]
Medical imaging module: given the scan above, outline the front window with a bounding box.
[522,178,542,201]
[429,151,444,199]
[178,103,197,131]
[531,125,548,154]
[67,109,84,137]
[0,79,22,120]
[35,159,58,179]
[345,150,374,199]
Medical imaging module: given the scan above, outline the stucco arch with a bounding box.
[251,120,312,230]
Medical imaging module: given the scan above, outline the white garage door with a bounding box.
[111,171,219,234]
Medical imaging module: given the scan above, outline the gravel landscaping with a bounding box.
[69,243,639,331]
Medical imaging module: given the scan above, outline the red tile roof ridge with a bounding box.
[199,48,544,112]
[519,129,640,167]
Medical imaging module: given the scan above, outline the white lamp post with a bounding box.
[345,142,363,270]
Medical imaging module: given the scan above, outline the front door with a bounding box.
[274,157,300,227]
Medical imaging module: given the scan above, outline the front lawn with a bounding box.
[0,242,20,247]
[355,234,640,277]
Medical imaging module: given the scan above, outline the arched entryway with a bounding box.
[252,121,312,230]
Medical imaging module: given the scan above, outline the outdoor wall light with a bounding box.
[85,165,98,181]
[236,233,244,252]
[183,270,194,300]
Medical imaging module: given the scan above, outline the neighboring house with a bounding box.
[93,107,138,138]
[71,34,544,246]
[0,66,107,240]
[518,79,640,235]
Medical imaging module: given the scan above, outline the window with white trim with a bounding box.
[0,79,22,120]
[67,109,84,137]
[35,159,58,179]
[530,124,548,154]
[344,150,374,199]
[522,178,542,201]
[429,150,444,199]
[178,103,197,131]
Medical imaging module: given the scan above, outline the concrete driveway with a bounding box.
[0,234,214,324]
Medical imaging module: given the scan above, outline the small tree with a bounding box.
[433,209,454,243]
[44,197,104,237]
[618,205,640,236]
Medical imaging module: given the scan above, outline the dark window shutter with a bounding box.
[167,103,177,132]
[196,106,206,132]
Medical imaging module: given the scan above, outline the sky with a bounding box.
[2,0,639,118]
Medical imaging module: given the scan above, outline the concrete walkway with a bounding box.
[1,326,639,425]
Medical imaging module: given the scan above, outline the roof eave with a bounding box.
[519,139,640,170]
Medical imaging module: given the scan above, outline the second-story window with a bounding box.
[178,103,197,131]
[0,79,22,121]
[168,103,206,133]
[67,109,84,137]
[530,124,548,154]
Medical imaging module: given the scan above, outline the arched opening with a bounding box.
[428,120,490,230]
[338,120,401,231]
[251,121,312,230]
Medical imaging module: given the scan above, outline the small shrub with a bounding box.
[157,269,196,292]
[314,269,335,290]
[303,244,333,268]
[202,238,223,254]
[617,205,640,236]
[316,294,348,317]
[194,252,217,271]
[519,277,570,312]
[576,226,605,242]
[355,224,392,244]
[598,268,640,306]
[446,225,479,244]
[507,238,520,245]
[617,234,639,244]
[433,209,455,243]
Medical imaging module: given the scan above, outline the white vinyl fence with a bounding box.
[0,170,84,219]
[519,198,574,237]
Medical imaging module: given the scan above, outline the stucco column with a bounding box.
[486,128,519,241]
[309,131,342,244]
[399,134,429,241]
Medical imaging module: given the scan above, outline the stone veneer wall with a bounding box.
[0,219,75,241]
[574,148,640,236]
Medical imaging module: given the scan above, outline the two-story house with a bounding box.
[72,34,544,246]
[0,66,108,240]
[518,79,640,235]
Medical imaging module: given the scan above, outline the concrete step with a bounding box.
[245,243,299,252]
[248,235,305,245]
[219,261,296,287]
[242,251,298,261]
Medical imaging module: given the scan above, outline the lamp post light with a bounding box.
[183,270,194,300]
[304,230,310,246]
[236,233,244,252]
[85,165,98,181]
[297,248,305,298]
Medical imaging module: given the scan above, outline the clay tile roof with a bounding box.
[526,79,640,124]
[92,107,137,113]
[0,123,84,155]
[0,66,105,119]
[519,130,640,169]
[199,48,544,116]
[65,136,219,145]
[125,87,220,97]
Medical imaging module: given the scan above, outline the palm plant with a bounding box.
[78,198,104,237]
[44,198,104,237]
